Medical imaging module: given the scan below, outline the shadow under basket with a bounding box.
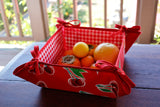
[13,19,141,98]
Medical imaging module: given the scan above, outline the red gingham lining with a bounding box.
[38,26,125,64]
[64,27,124,50]
[38,27,65,64]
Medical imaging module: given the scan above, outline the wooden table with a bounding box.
[0,42,160,107]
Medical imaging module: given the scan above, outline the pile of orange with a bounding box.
[58,42,119,69]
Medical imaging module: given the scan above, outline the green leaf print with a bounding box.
[96,84,105,87]
[78,69,86,72]
[96,83,113,93]
[96,84,111,88]
[99,88,112,93]
[79,91,91,94]
[70,68,86,78]
[96,81,119,96]
[119,60,121,69]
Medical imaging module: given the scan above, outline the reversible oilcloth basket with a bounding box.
[13,18,141,98]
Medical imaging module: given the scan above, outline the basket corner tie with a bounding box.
[115,24,127,32]
[115,24,141,32]
[30,45,39,59]
[55,17,81,27]
[25,60,40,76]
[95,60,118,71]
[27,45,40,75]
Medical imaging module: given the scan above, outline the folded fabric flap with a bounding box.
[13,59,40,76]
[13,63,26,76]
[95,60,135,95]
[121,73,135,88]
[115,24,141,53]
[117,69,135,95]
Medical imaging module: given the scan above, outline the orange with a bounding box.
[58,55,81,66]
[93,43,119,65]
[90,63,98,69]
[88,44,97,56]
[73,42,89,58]
[81,55,94,67]
[64,50,73,56]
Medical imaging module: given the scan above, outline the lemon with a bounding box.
[73,42,89,58]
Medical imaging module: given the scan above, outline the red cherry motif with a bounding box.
[110,81,119,97]
[38,63,44,74]
[26,63,35,74]
[44,65,55,75]
[64,67,86,87]
[27,64,41,74]
[72,78,84,86]
[28,68,36,74]
[68,78,85,87]
[70,79,78,86]
[36,81,47,88]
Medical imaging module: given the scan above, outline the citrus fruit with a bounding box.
[93,43,119,64]
[64,50,73,56]
[81,55,94,67]
[88,44,97,56]
[73,42,89,58]
[90,63,98,69]
[58,55,81,66]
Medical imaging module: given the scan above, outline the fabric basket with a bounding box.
[13,18,141,98]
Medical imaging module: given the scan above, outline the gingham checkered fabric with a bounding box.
[64,27,124,50]
[38,27,65,64]
[38,26,125,64]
